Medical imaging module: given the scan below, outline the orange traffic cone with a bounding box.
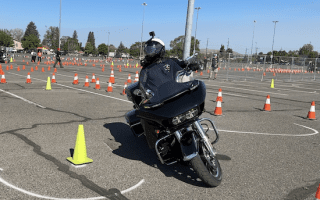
[216,88,223,102]
[102,67,105,72]
[0,72,7,84]
[122,82,127,95]
[94,78,101,90]
[83,75,90,87]
[10,65,13,70]
[22,65,25,70]
[17,66,20,71]
[52,73,56,83]
[42,67,45,72]
[127,74,132,83]
[315,183,320,200]
[134,71,139,83]
[110,70,115,84]
[6,66,9,70]
[72,73,79,85]
[35,66,38,71]
[48,66,51,71]
[31,67,34,72]
[200,71,203,76]
[106,79,113,92]
[263,95,271,111]
[54,68,57,73]
[91,73,96,83]
[26,72,32,84]
[214,100,222,116]
[307,101,316,120]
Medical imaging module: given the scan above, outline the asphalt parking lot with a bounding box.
[0,54,319,200]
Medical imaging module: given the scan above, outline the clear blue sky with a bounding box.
[1,0,319,54]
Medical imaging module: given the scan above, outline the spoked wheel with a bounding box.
[190,142,222,187]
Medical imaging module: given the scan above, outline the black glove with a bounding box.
[189,63,200,71]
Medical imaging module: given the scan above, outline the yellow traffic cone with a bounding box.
[46,77,52,90]
[10,57,13,62]
[270,79,274,89]
[67,125,93,165]
[136,63,138,68]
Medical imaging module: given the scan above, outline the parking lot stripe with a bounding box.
[121,179,145,194]
[0,89,46,109]
[7,72,132,103]
[207,123,318,137]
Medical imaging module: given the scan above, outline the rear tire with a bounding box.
[190,149,222,187]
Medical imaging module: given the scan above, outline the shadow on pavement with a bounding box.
[104,122,215,188]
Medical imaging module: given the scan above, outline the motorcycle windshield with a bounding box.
[137,80,206,120]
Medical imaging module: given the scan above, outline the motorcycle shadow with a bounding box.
[103,122,209,187]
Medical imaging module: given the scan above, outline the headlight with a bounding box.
[172,108,198,125]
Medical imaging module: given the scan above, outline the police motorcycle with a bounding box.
[0,48,8,63]
[125,33,222,187]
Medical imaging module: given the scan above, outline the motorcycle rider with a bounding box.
[138,31,200,149]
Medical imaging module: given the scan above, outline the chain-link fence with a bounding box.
[202,53,320,82]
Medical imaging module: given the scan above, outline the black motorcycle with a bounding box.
[125,61,222,187]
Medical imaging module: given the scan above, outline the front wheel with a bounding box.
[190,144,222,187]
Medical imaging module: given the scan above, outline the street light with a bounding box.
[107,31,110,59]
[193,7,201,54]
[250,20,256,63]
[58,0,61,50]
[271,21,279,67]
[140,2,147,60]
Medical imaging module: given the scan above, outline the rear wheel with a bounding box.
[190,143,222,187]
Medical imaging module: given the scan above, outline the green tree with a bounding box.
[87,31,96,49]
[72,30,78,40]
[21,34,41,50]
[129,42,142,58]
[308,51,318,58]
[299,44,313,56]
[98,43,108,55]
[85,42,94,54]
[169,36,199,59]
[116,42,127,57]
[22,21,40,40]
[10,28,24,42]
[42,26,59,50]
[63,38,80,53]
[108,44,117,52]
[0,29,14,47]
[226,48,233,54]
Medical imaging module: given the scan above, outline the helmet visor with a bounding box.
[144,41,163,57]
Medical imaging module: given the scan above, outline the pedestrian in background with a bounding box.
[37,50,42,62]
[53,48,63,68]
[209,54,219,80]
[31,50,36,63]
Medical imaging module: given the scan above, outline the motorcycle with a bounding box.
[124,55,222,187]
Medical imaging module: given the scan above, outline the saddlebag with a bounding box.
[125,109,144,137]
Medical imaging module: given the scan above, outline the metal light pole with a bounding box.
[59,0,61,50]
[250,20,256,64]
[271,21,278,68]
[183,0,195,60]
[140,2,147,60]
[107,31,110,59]
[193,7,201,54]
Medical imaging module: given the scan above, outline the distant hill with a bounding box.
[199,49,243,56]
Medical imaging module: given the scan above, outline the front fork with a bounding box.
[192,118,219,157]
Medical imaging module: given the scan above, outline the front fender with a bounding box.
[174,130,198,161]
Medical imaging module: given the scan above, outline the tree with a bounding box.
[87,31,96,49]
[116,42,128,57]
[72,30,78,40]
[10,28,24,42]
[85,42,94,54]
[108,44,117,52]
[0,29,14,47]
[169,35,199,59]
[63,38,80,53]
[258,52,264,55]
[98,43,108,55]
[299,44,313,56]
[22,22,40,41]
[129,42,143,58]
[42,26,59,50]
[226,48,233,54]
[308,51,318,58]
[21,34,41,50]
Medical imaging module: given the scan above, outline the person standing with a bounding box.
[31,50,36,63]
[37,50,42,62]
[209,54,219,80]
[53,48,63,68]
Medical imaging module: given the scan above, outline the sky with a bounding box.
[1,0,320,54]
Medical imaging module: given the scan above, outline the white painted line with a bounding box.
[7,72,132,104]
[205,83,288,96]
[121,179,145,194]
[204,123,318,137]
[0,89,46,109]
[0,173,145,200]
[222,92,248,98]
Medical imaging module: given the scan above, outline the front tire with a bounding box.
[190,145,222,187]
